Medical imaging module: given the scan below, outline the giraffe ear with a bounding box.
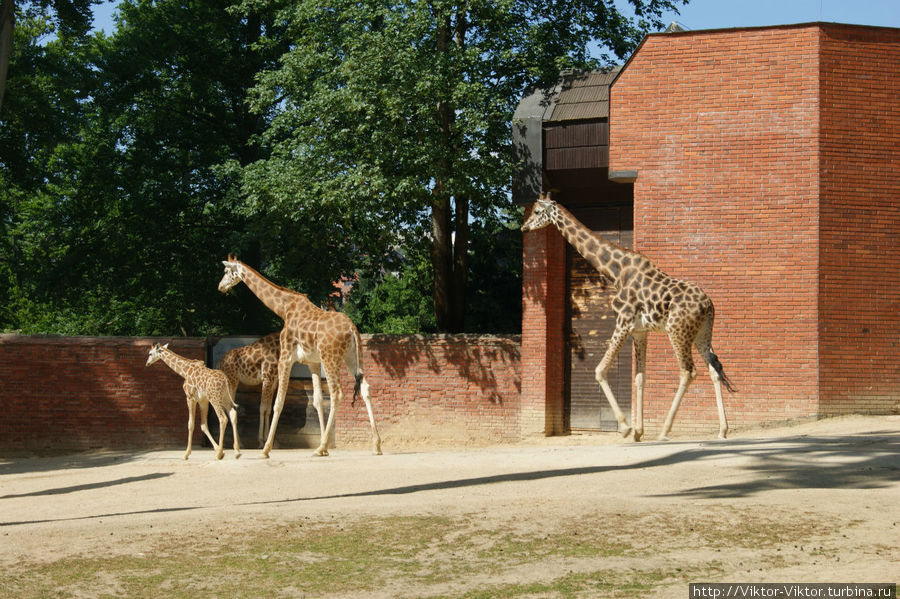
[163,343,169,349]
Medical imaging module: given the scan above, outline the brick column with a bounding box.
[520,214,567,436]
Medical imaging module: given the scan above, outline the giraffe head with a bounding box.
[521,194,556,232]
[218,254,243,293]
[146,343,168,366]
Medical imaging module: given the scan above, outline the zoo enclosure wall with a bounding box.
[0,334,522,452]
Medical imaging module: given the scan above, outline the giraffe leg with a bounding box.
[632,331,648,442]
[658,339,697,441]
[358,375,382,455]
[594,318,634,438]
[184,398,196,460]
[343,340,381,454]
[213,405,227,460]
[258,378,275,449]
[314,363,341,457]
[229,404,242,459]
[708,363,729,439]
[694,316,730,439]
[198,400,220,453]
[261,355,293,458]
[309,364,328,455]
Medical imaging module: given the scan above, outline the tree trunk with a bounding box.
[450,193,469,331]
[0,0,14,114]
[430,190,468,334]
[429,6,468,333]
[430,184,453,332]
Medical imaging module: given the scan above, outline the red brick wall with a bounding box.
[610,26,824,435]
[0,335,206,451]
[337,335,522,445]
[818,25,900,415]
[1,334,523,452]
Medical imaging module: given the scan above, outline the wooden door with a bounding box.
[565,204,633,431]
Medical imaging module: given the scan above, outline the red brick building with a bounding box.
[518,23,900,438]
[4,24,899,454]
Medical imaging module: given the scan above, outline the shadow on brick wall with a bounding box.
[365,334,522,404]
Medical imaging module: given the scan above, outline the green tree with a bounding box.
[0,0,99,112]
[0,8,103,331]
[0,0,292,335]
[236,0,685,333]
[344,246,437,335]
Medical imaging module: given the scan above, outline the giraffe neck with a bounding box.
[238,262,312,318]
[158,347,196,380]
[550,203,625,281]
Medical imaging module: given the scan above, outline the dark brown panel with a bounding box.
[544,121,610,149]
[545,146,609,170]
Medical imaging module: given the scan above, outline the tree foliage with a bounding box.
[235,0,684,332]
[2,0,288,334]
[1,0,685,336]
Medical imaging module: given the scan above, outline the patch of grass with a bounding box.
[427,568,698,599]
[4,516,453,599]
[1,507,850,599]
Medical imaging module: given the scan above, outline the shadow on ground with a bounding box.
[2,430,896,527]
[0,451,152,476]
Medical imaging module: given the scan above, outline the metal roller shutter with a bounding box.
[565,204,633,431]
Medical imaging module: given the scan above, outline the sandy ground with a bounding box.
[1,415,898,595]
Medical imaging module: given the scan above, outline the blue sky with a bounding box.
[656,0,900,30]
[90,0,900,35]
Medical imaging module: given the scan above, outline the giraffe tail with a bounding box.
[703,349,736,393]
[353,372,364,407]
[349,326,365,407]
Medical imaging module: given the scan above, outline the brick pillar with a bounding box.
[520,213,567,436]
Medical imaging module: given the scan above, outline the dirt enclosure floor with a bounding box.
[1,415,898,598]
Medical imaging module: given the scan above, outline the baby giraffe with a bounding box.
[216,333,280,448]
[146,343,242,460]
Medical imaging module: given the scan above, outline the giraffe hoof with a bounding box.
[260,450,270,459]
[718,431,728,440]
[235,452,242,459]
[313,448,329,457]
[657,435,670,442]
[633,431,643,442]
[618,424,632,438]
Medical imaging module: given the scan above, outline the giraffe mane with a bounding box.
[233,258,305,297]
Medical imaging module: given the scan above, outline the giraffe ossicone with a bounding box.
[523,193,734,441]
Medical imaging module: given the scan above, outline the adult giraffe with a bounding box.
[522,194,734,441]
[218,255,382,458]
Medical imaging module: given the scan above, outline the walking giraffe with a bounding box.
[522,193,734,441]
[217,255,382,458]
[146,343,242,460]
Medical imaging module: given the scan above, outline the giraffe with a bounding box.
[146,343,242,460]
[217,255,382,458]
[216,332,280,448]
[522,193,735,441]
